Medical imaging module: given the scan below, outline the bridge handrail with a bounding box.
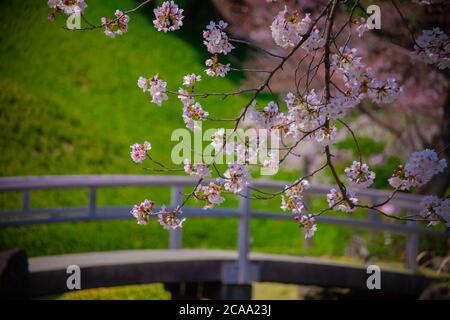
[0,174,446,274]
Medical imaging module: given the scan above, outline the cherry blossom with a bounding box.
[247,101,286,130]
[130,141,151,163]
[281,180,310,213]
[194,182,225,209]
[48,0,87,17]
[101,10,129,38]
[137,75,168,106]
[354,17,369,38]
[301,28,325,52]
[157,206,186,230]
[182,102,209,131]
[263,151,279,171]
[313,125,337,146]
[184,159,211,178]
[285,90,326,137]
[221,163,250,194]
[326,92,358,120]
[235,135,263,165]
[412,28,450,69]
[153,1,184,32]
[331,47,403,105]
[210,128,226,154]
[327,188,358,213]
[367,77,403,104]
[205,56,230,77]
[137,77,148,92]
[331,47,364,75]
[270,6,311,48]
[177,88,194,107]
[183,74,202,87]
[294,214,317,239]
[388,149,447,190]
[203,21,234,55]
[418,196,450,226]
[130,199,155,225]
[345,161,375,188]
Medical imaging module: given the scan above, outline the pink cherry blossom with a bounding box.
[101,10,129,38]
[294,214,317,239]
[130,141,151,163]
[271,6,311,48]
[153,1,184,32]
[327,188,358,213]
[345,161,376,188]
[183,159,211,178]
[203,20,234,55]
[130,199,155,225]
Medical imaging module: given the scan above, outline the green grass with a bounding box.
[52,283,171,300]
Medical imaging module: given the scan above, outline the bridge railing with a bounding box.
[0,175,446,275]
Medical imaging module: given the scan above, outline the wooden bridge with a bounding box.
[0,175,448,299]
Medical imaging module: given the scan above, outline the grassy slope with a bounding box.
[0,0,414,265]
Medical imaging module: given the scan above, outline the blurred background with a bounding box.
[0,0,449,299]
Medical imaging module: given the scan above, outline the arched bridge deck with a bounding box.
[29,249,438,298]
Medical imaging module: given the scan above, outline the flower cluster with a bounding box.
[203,20,233,77]
[48,0,87,20]
[388,149,447,190]
[281,179,310,213]
[294,214,317,239]
[130,141,151,163]
[210,128,228,154]
[301,28,325,52]
[184,159,211,178]
[178,86,208,131]
[177,89,194,107]
[101,10,129,38]
[285,90,324,134]
[412,28,450,70]
[153,1,184,32]
[157,206,186,230]
[203,21,234,55]
[271,6,311,48]
[331,47,403,105]
[284,90,338,145]
[137,75,168,106]
[205,56,231,77]
[327,188,358,213]
[221,163,250,194]
[419,196,450,226]
[182,102,209,131]
[345,161,375,188]
[194,181,225,209]
[353,17,369,38]
[247,101,285,130]
[183,74,202,87]
[130,199,155,225]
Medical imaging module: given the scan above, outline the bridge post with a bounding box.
[169,185,183,250]
[406,219,419,270]
[22,190,31,214]
[88,186,96,218]
[369,196,380,243]
[237,187,251,284]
